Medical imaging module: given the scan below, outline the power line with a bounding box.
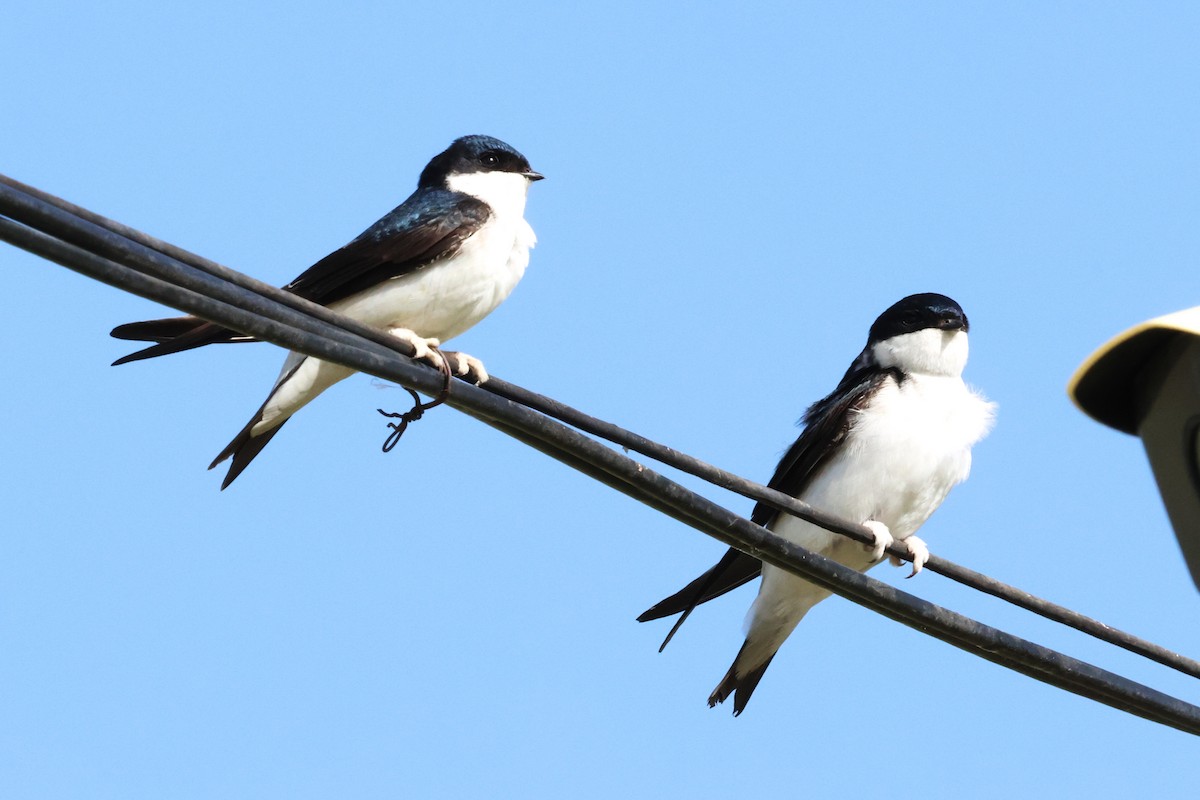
[6,172,1197,683]
[3,175,1199,734]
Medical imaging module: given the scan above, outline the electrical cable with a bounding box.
[4,176,1199,734]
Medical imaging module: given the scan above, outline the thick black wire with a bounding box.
[481,382,1200,676]
[4,174,1198,684]
[4,181,1200,734]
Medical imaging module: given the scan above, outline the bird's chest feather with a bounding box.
[447,213,535,311]
[810,374,995,539]
[333,214,535,342]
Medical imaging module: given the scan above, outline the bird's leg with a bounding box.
[439,350,490,385]
[387,327,446,372]
[861,520,894,563]
[889,535,930,578]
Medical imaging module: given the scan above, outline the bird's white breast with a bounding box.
[769,372,995,572]
[832,374,994,533]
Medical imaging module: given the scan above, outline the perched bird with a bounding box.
[638,293,995,715]
[112,135,543,488]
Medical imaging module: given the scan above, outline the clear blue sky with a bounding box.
[5,3,1200,797]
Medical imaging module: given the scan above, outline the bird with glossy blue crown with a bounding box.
[112,135,543,488]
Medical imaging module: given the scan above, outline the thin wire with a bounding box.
[4,179,1200,734]
[4,174,1197,684]
[377,347,454,452]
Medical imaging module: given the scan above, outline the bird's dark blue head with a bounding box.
[868,292,968,346]
[419,135,543,188]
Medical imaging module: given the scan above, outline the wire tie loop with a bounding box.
[377,346,454,452]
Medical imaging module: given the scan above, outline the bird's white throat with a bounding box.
[446,170,532,222]
[871,328,969,377]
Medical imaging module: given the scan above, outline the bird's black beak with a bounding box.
[524,171,545,182]
[936,314,967,332]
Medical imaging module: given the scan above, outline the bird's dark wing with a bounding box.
[283,189,490,306]
[749,360,898,528]
[110,189,490,363]
[638,358,898,648]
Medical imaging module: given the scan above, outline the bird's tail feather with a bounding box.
[708,641,775,716]
[637,549,762,650]
[207,359,307,489]
[111,316,254,365]
[208,410,288,490]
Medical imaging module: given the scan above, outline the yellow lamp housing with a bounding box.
[1069,307,1200,592]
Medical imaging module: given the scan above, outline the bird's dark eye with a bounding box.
[481,152,500,168]
[900,309,923,327]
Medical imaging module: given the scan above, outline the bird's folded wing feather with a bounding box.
[109,191,491,361]
[639,362,896,634]
[283,190,490,306]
